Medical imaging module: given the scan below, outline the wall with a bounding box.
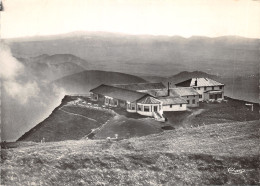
[163,104,187,111]
[184,95,199,107]
[127,102,137,113]
[136,103,163,116]
[193,85,224,101]
[204,92,224,101]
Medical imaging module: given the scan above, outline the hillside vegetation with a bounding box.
[2,121,259,185]
[18,96,116,142]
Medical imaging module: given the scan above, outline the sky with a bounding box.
[1,0,260,39]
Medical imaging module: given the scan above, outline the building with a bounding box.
[158,96,187,111]
[141,88,188,111]
[169,87,200,107]
[175,78,224,102]
[90,84,164,119]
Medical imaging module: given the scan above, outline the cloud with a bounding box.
[0,42,40,104]
[3,81,40,104]
[0,43,24,80]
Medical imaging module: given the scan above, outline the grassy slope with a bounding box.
[1,121,259,185]
[18,96,115,142]
[94,115,163,139]
[18,96,259,142]
[191,97,259,126]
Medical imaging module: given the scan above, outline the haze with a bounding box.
[1,0,260,39]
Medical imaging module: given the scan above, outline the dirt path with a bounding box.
[59,108,98,122]
[182,109,205,128]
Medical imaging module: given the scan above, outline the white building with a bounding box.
[175,78,224,102]
[158,96,187,111]
[90,84,164,120]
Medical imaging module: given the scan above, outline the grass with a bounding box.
[18,104,115,142]
[94,115,163,139]
[1,121,260,185]
[191,97,259,126]
[18,95,259,142]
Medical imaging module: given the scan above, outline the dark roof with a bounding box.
[137,96,162,104]
[175,79,192,87]
[142,89,169,97]
[176,78,224,87]
[170,87,199,96]
[112,82,166,91]
[158,96,187,105]
[90,84,148,102]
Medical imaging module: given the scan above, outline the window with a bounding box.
[114,99,118,106]
[138,105,142,111]
[131,103,135,110]
[187,100,190,104]
[210,95,214,99]
[180,104,182,107]
[105,97,109,104]
[204,87,207,91]
[192,99,195,104]
[187,96,189,98]
[199,95,202,98]
[127,103,131,110]
[212,86,214,90]
[198,87,200,90]
[144,106,149,112]
[193,95,195,97]
[170,104,172,108]
[219,86,222,89]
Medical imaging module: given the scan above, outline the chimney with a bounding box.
[195,78,197,86]
[167,82,171,96]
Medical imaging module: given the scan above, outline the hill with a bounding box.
[52,70,147,94]
[18,94,259,143]
[165,71,218,86]
[17,54,89,81]
[2,120,260,185]
[17,96,116,142]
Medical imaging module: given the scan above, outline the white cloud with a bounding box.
[0,43,24,80]
[0,43,40,104]
[4,81,40,104]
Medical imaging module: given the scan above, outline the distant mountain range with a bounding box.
[7,31,259,77]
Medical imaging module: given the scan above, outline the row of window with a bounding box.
[196,86,223,91]
[129,104,161,112]
[209,93,222,100]
[170,104,182,108]
[105,97,118,106]
[187,99,196,104]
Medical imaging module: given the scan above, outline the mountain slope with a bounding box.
[52,70,147,94]
[17,54,88,81]
[18,96,116,142]
[165,71,218,85]
[2,120,260,185]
